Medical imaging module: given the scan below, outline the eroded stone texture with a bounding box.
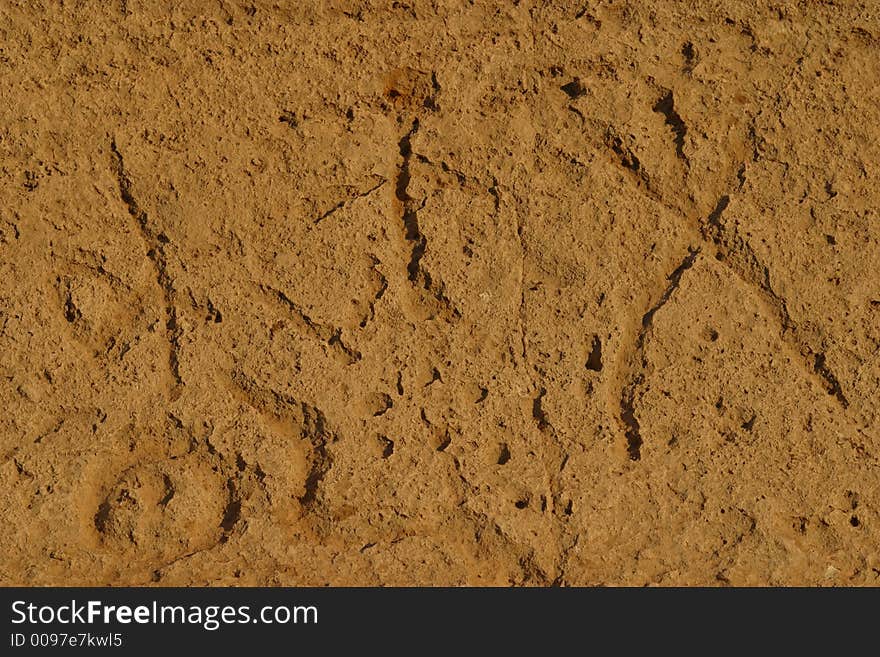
[1,1,878,586]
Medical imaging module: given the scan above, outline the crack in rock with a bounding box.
[703,195,850,409]
[312,176,388,225]
[110,139,183,395]
[601,115,860,456]
[620,247,701,461]
[261,284,361,364]
[394,118,460,320]
[229,371,335,518]
[652,89,689,165]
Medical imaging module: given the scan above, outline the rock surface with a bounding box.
[1,1,879,585]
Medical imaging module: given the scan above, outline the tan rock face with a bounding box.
[1,1,878,586]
